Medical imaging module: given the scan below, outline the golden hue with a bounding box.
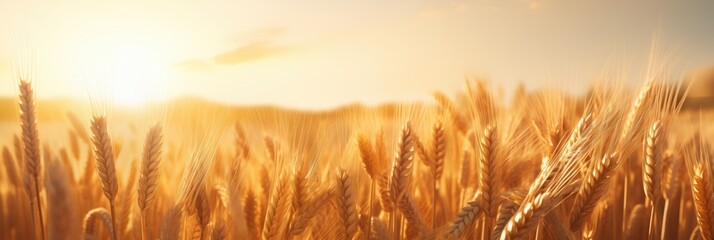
[3,68,714,240]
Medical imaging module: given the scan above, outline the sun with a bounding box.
[111,44,162,106]
[69,26,170,107]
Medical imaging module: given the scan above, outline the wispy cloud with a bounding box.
[214,41,292,65]
[175,26,293,71]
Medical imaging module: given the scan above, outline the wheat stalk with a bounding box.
[116,163,136,237]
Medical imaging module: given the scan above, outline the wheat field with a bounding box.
[1,74,713,240]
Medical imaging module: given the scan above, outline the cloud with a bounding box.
[175,26,293,71]
[213,41,292,65]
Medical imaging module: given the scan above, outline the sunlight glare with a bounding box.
[112,44,159,106]
[70,26,170,108]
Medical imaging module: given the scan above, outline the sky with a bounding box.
[0,0,713,109]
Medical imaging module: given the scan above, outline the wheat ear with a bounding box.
[46,157,75,240]
[292,168,309,215]
[433,92,468,134]
[643,120,662,205]
[432,121,446,180]
[626,204,647,239]
[261,172,291,240]
[390,121,415,203]
[397,192,427,235]
[334,168,358,239]
[291,185,334,235]
[19,80,46,240]
[161,204,183,240]
[90,116,119,240]
[446,191,484,239]
[358,132,382,237]
[195,187,211,239]
[692,164,714,240]
[570,153,618,231]
[377,171,394,212]
[358,134,380,180]
[493,199,520,240]
[244,189,259,239]
[369,217,389,240]
[138,124,162,211]
[211,221,227,240]
[13,134,23,168]
[2,147,20,187]
[137,123,162,240]
[415,137,431,166]
[499,192,551,240]
[82,208,114,240]
[480,125,499,223]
